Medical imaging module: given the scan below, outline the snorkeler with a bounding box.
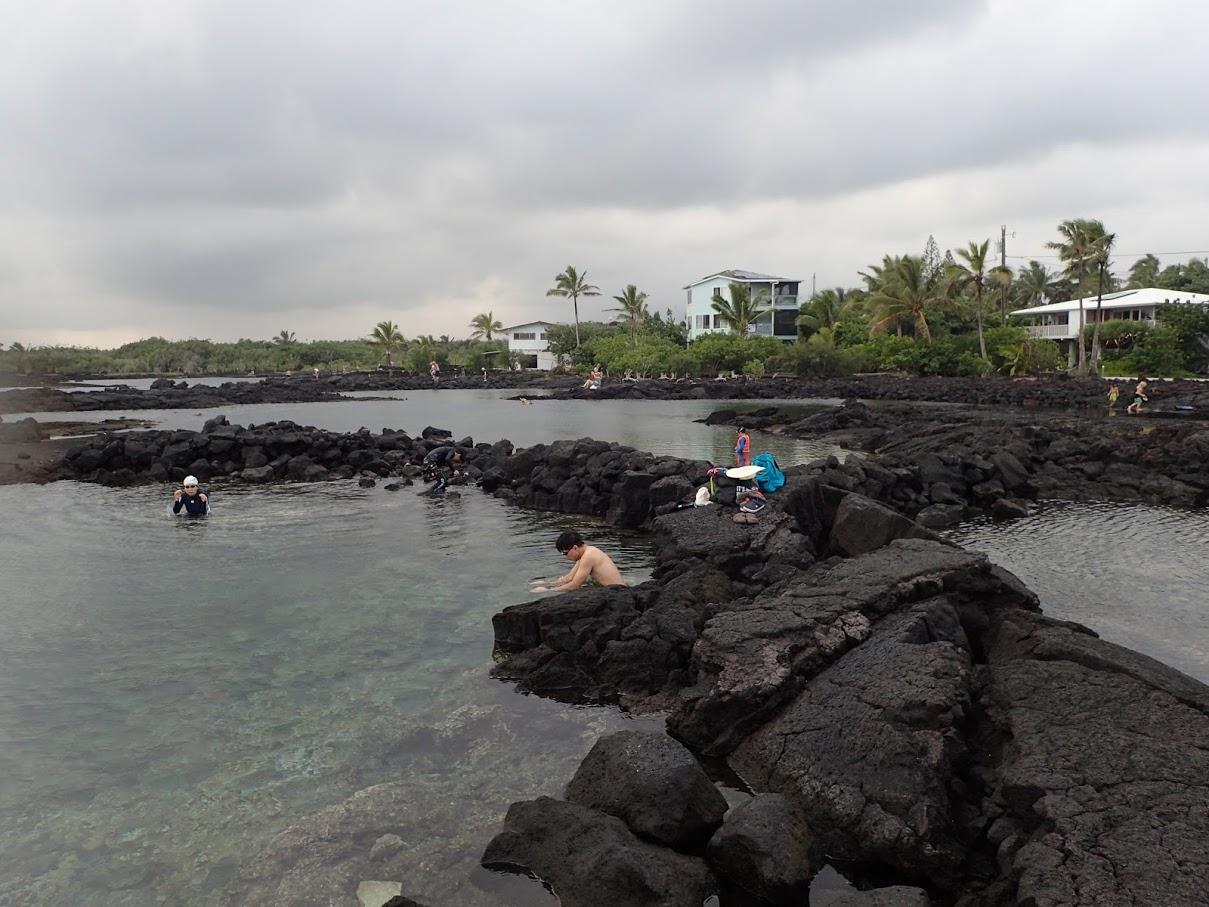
[171,475,210,515]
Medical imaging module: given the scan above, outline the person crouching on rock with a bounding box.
[530,530,626,593]
[422,445,465,479]
[735,426,752,466]
[172,475,210,515]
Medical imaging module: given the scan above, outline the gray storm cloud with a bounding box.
[1,0,1208,343]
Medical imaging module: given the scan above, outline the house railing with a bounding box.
[1022,323,1075,340]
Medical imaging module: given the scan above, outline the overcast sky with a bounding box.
[2,0,1209,346]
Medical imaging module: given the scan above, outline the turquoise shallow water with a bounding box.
[0,480,659,906]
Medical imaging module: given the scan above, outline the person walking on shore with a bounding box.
[1127,378,1149,415]
[735,426,752,467]
[1107,383,1120,413]
[429,359,441,384]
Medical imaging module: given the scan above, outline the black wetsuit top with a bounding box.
[424,446,465,466]
[173,491,209,515]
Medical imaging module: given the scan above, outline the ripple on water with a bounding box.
[946,500,1209,684]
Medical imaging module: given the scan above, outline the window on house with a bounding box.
[513,332,536,340]
[713,315,722,329]
[539,333,547,340]
[713,286,722,300]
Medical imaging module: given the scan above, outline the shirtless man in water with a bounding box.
[531,530,626,593]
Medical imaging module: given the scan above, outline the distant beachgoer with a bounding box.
[313,367,320,380]
[735,426,752,466]
[1107,383,1120,412]
[429,360,441,384]
[172,475,210,516]
[530,530,626,593]
[1127,378,1149,415]
[482,367,488,383]
[519,397,531,405]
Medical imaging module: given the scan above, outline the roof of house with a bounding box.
[500,320,558,332]
[684,269,800,288]
[1009,287,1209,317]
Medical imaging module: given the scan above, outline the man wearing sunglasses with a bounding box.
[172,475,211,515]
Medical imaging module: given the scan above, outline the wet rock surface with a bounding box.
[705,793,814,905]
[564,731,728,850]
[481,796,718,907]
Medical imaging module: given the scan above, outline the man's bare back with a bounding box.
[531,531,627,593]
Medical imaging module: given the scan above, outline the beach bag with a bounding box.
[752,453,784,493]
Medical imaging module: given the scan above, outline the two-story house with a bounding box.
[683,269,801,342]
[502,320,557,370]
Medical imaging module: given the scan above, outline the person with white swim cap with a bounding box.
[172,475,210,515]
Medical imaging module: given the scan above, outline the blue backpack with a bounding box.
[752,453,784,493]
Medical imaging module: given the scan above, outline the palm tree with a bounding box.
[369,320,405,366]
[1015,260,1055,308]
[711,282,769,335]
[273,330,296,346]
[1047,218,1106,374]
[546,265,600,347]
[608,285,650,345]
[859,255,902,294]
[796,287,848,339]
[1127,254,1160,289]
[9,341,25,352]
[869,256,945,344]
[946,240,994,360]
[1088,231,1117,374]
[469,311,503,341]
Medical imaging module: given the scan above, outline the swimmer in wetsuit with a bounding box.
[172,475,210,515]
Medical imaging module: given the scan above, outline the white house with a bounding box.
[1009,288,1209,360]
[502,320,558,370]
[683,269,802,342]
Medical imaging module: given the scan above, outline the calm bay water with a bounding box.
[2,394,1208,905]
[9,389,844,465]
[947,501,1209,684]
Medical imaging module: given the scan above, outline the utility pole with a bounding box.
[1000,224,1007,270]
[812,272,816,297]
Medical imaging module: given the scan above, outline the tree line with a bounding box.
[5,230,1208,378]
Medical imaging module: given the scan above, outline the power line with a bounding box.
[1006,249,1209,260]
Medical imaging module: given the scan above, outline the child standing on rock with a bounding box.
[1127,378,1149,415]
[735,427,752,466]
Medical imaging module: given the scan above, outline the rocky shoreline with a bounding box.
[6,372,1209,418]
[0,371,578,414]
[539,373,1209,412]
[703,400,1209,526]
[478,444,1209,906]
[7,407,1209,905]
